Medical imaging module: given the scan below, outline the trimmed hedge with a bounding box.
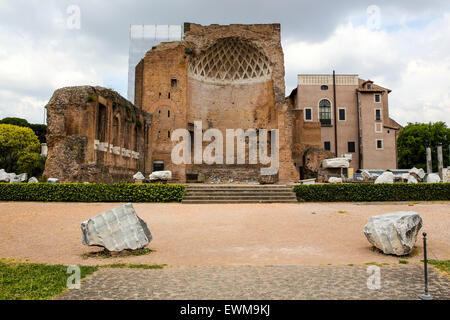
[294,183,450,202]
[0,183,185,203]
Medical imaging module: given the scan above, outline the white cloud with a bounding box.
[0,6,128,124]
[0,90,48,123]
[0,2,449,127]
[283,13,450,126]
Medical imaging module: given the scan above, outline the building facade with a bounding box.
[294,74,401,171]
[43,23,401,183]
[134,22,300,183]
[128,25,183,102]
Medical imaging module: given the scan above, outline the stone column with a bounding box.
[426,147,432,174]
[437,145,443,179]
[40,143,48,157]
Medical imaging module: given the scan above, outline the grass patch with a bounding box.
[427,260,450,274]
[347,264,354,266]
[338,210,347,214]
[311,212,317,215]
[399,260,409,264]
[0,260,97,300]
[365,262,383,267]
[82,248,153,259]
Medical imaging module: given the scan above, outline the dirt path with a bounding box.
[0,202,448,266]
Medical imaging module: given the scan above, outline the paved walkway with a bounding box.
[57,265,450,300]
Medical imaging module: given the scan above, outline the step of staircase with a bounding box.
[182,185,298,204]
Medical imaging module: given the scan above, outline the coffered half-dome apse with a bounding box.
[187,37,275,129]
[188,37,272,85]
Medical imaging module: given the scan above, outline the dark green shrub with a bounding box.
[293,183,450,202]
[0,183,185,203]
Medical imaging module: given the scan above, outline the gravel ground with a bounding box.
[56,264,450,300]
[0,202,448,266]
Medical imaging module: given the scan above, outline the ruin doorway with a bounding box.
[153,161,164,172]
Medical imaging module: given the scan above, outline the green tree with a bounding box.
[397,122,449,171]
[0,117,47,143]
[0,117,30,127]
[0,124,41,175]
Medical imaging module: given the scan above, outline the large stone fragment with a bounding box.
[409,167,425,181]
[47,178,60,183]
[81,203,152,252]
[17,173,28,183]
[258,174,277,185]
[364,211,422,256]
[407,175,418,184]
[322,158,350,169]
[361,170,373,181]
[328,177,343,184]
[9,175,21,183]
[0,169,9,182]
[374,171,394,184]
[426,173,441,183]
[443,167,450,183]
[133,172,145,180]
[28,177,39,183]
[149,171,172,181]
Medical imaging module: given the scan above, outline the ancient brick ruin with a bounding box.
[133,23,313,183]
[43,86,150,183]
[43,23,400,184]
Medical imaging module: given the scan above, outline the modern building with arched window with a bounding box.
[293,74,402,170]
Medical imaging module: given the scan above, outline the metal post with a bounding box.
[420,232,432,300]
[426,147,432,174]
[437,145,443,180]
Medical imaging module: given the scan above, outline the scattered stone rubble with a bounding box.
[149,171,172,182]
[322,158,350,169]
[0,169,9,182]
[28,177,39,183]
[409,167,425,182]
[133,172,145,183]
[407,175,418,184]
[0,170,31,183]
[443,167,450,183]
[328,177,343,184]
[374,172,394,184]
[426,173,441,183]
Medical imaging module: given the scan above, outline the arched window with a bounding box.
[134,126,138,151]
[319,99,332,126]
[96,104,107,141]
[112,116,119,146]
[321,85,328,90]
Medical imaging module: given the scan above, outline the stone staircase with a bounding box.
[182,185,298,204]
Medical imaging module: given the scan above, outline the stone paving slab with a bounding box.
[56,265,449,300]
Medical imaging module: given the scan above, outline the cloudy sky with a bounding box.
[0,0,449,126]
